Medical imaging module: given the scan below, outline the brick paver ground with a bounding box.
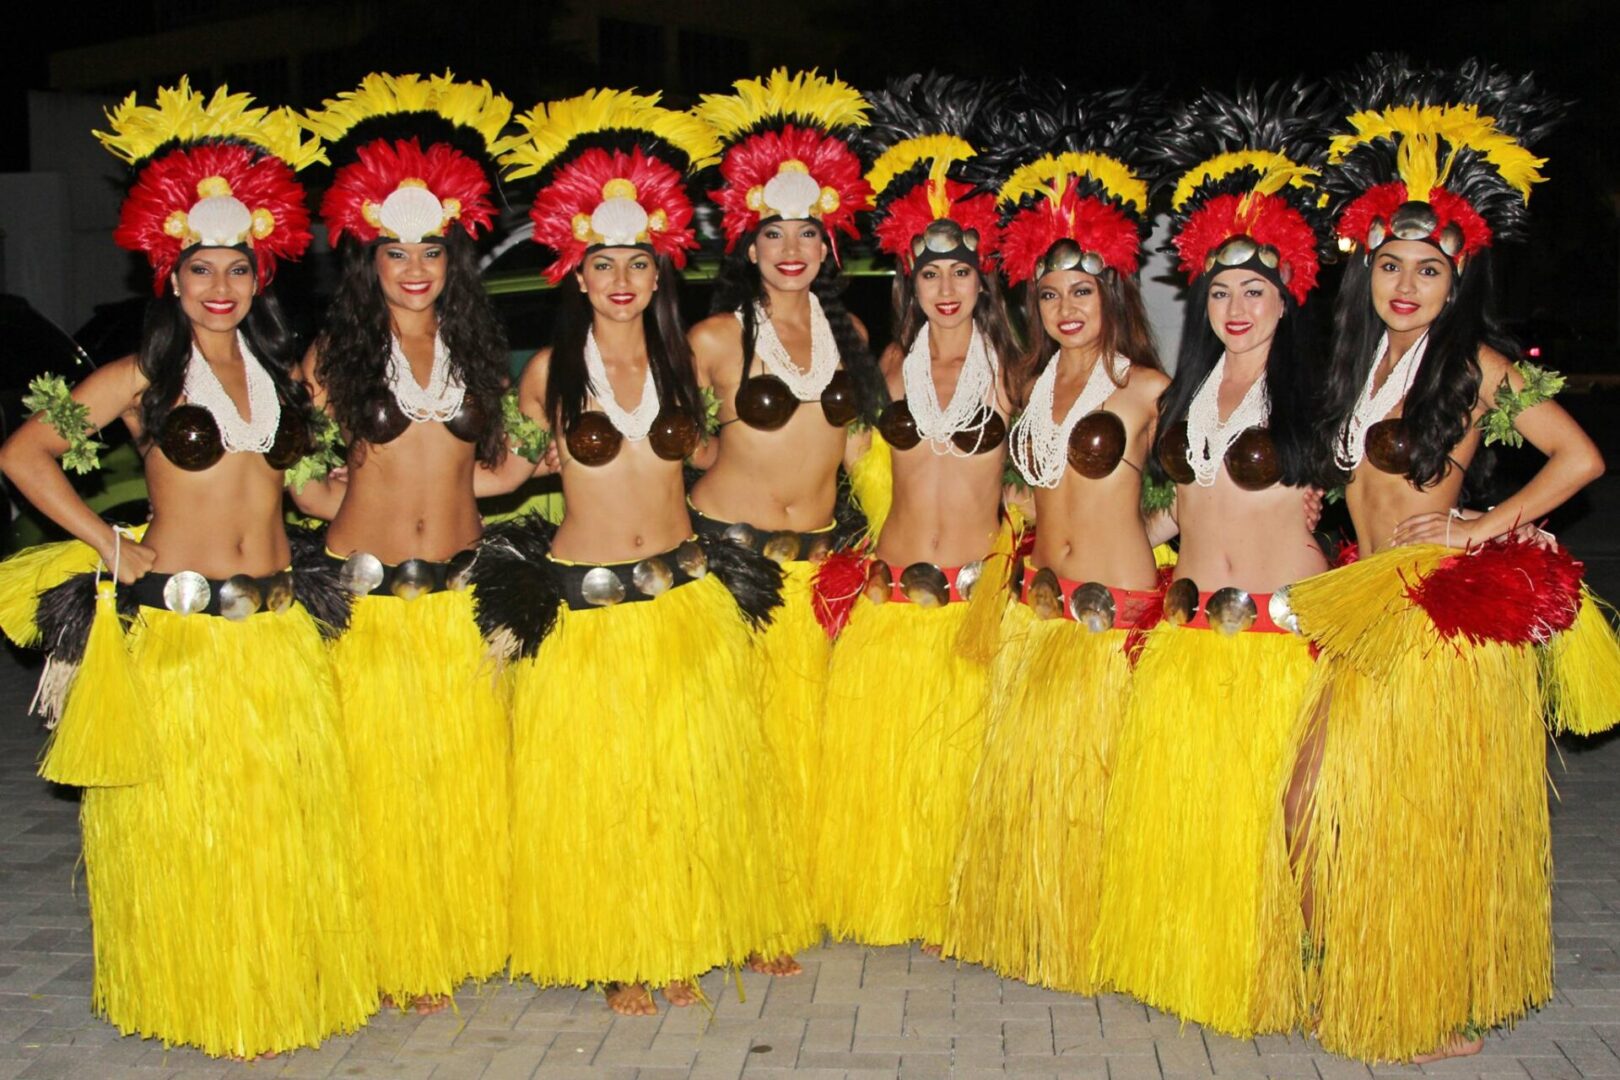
[1,547,1617,1078]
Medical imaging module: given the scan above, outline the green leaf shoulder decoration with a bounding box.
[284,408,346,493]
[1479,361,1565,449]
[700,386,721,438]
[502,388,550,463]
[23,375,106,475]
[1140,473,1176,514]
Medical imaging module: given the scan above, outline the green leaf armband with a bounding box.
[502,389,550,463]
[22,375,105,475]
[284,409,346,493]
[1140,473,1176,514]
[1479,361,1565,449]
[701,386,722,438]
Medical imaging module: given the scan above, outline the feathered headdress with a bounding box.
[301,72,514,246]
[696,69,872,257]
[857,73,1000,273]
[972,80,1157,286]
[96,78,323,293]
[1148,81,1333,304]
[500,89,719,284]
[1321,56,1563,268]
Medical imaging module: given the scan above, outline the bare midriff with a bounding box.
[1346,409,1476,554]
[1031,468,1159,589]
[877,438,1003,568]
[141,448,291,578]
[551,436,692,564]
[1174,471,1327,591]
[689,399,844,531]
[327,420,484,563]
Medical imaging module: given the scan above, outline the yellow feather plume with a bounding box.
[95,77,324,170]
[500,88,720,180]
[695,68,869,142]
[867,133,975,203]
[301,71,513,155]
[1328,103,1547,202]
[1170,150,1317,211]
[997,150,1149,214]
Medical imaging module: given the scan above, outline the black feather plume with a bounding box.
[855,73,991,213]
[35,573,99,665]
[469,514,563,660]
[288,526,354,639]
[697,536,784,630]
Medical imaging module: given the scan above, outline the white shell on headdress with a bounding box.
[188,195,254,247]
[762,170,820,220]
[379,185,447,244]
[591,196,649,247]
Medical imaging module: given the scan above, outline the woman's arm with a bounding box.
[0,357,158,581]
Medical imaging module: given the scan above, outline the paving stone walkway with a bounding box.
[0,646,1615,1080]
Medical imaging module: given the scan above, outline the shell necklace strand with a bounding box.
[743,292,838,400]
[388,330,465,422]
[1184,353,1271,486]
[1010,352,1126,488]
[904,323,999,455]
[182,332,279,452]
[1336,331,1428,469]
[585,327,659,440]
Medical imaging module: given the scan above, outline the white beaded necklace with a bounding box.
[387,331,465,422]
[1184,353,1271,487]
[1336,331,1428,470]
[741,293,838,400]
[904,323,999,455]
[1010,352,1126,489]
[584,327,658,440]
[182,332,279,453]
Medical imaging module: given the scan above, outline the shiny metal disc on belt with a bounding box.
[163,570,211,616]
[265,570,295,614]
[899,563,950,607]
[1206,586,1258,636]
[762,531,801,564]
[1268,586,1302,635]
[392,558,435,600]
[632,556,674,597]
[445,548,478,591]
[218,573,263,621]
[803,532,834,564]
[675,540,709,579]
[722,522,758,550]
[580,566,626,606]
[955,560,984,602]
[1028,567,1063,621]
[1069,581,1116,632]
[340,552,385,596]
[863,559,893,605]
[1163,578,1199,626]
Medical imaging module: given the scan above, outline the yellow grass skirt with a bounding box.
[944,604,1134,993]
[1290,543,1597,1061]
[815,596,990,945]
[84,603,376,1057]
[1092,621,1310,1035]
[329,589,510,1002]
[508,574,815,988]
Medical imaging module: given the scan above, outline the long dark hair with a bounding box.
[1011,268,1161,409]
[1149,276,1338,489]
[137,251,306,440]
[890,266,1021,402]
[710,225,887,424]
[546,254,703,435]
[1321,248,1515,490]
[315,229,508,463]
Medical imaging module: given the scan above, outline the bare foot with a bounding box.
[605,982,659,1016]
[921,942,943,957]
[663,980,700,1007]
[226,1051,280,1063]
[1411,1031,1485,1064]
[746,951,803,976]
[412,993,451,1016]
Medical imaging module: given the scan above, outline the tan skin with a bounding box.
[688,219,869,530]
[1283,239,1604,1063]
[510,248,704,1015]
[1017,270,1167,591]
[1159,270,1328,591]
[876,258,1013,570]
[0,248,342,584]
[301,240,535,568]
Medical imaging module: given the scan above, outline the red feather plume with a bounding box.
[1172,191,1320,303]
[999,179,1141,286]
[710,125,870,256]
[1406,536,1583,645]
[530,147,698,284]
[812,550,869,639]
[1335,181,1492,257]
[874,180,1000,272]
[320,137,495,246]
[115,143,311,294]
